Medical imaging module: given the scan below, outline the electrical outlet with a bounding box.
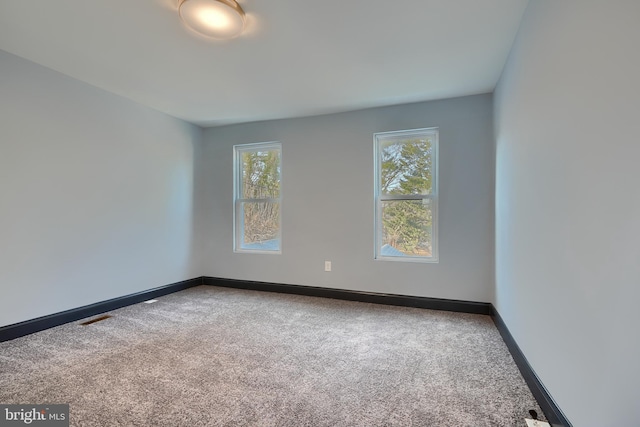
[525,419,550,427]
[324,261,331,272]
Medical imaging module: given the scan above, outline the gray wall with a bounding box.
[0,50,203,327]
[494,1,640,426]
[201,95,494,302]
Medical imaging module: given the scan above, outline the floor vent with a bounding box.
[80,315,112,326]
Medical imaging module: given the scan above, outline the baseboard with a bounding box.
[0,277,204,342]
[492,308,572,427]
[203,277,493,315]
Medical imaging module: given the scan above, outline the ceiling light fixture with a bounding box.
[179,0,246,40]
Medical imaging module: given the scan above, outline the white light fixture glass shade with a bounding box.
[179,0,245,39]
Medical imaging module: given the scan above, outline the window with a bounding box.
[234,142,282,253]
[374,128,438,262]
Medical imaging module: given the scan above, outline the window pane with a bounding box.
[240,201,280,251]
[381,199,433,257]
[380,137,433,196]
[241,149,280,198]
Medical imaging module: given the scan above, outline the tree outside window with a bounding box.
[234,142,281,253]
[375,129,438,261]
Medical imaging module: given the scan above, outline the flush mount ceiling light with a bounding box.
[179,0,246,39]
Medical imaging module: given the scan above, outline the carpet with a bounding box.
[0,285,544,426]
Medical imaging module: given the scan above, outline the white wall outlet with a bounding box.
[324,261,331,272]
[525,419,551,427]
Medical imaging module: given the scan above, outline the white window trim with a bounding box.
[374,128,439,263]
[233,141,282,254]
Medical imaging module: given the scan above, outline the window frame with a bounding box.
[374,128,439,263]
[233,141,282,254]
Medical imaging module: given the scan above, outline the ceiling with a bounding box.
[0,0,529,127]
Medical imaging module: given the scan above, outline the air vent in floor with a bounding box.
[80,315,112,326]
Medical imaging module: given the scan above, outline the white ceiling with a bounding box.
[0,0,528,127]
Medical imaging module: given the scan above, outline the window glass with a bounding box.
[375,129,438,262]
[234,142,281,253]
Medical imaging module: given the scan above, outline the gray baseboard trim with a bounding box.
[0,277,204,342]
[492,308,572,427]
[203,277,493,315]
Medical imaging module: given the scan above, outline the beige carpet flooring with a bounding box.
[0,285,545,426]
